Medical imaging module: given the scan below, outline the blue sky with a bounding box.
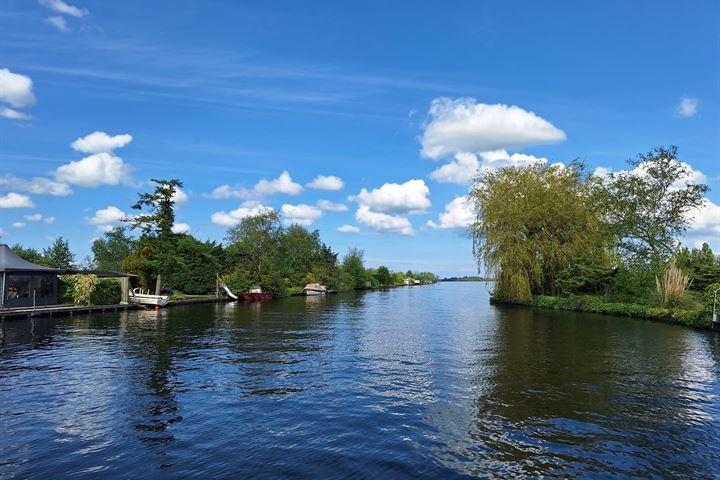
[1,0,718,276]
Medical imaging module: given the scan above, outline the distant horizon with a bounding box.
[1,0,717,278]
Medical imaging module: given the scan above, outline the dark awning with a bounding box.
[0,244,64,273]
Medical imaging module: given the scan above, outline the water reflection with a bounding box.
[1,284,719,479]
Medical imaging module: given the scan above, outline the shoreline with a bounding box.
[492,295,717,331]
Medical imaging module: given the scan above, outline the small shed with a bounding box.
[0,244,63,308]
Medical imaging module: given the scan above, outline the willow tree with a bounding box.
[470,162,605,303]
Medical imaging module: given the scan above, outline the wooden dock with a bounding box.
[0,297,235,320]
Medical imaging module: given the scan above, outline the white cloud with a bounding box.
[599,160,707,191]
[307,175,344,191]
[317,199,348,212]
[55,152,131,187]
[44,216,55,224]
[88,206,126,226]
[420,97,566,159]
[337,224,360,233]
[0,174,72,196]
[280,203,323,226]
[39,0,88,17]
[12,222,26,229]
[351,179,430,214]
[0,107,32,120]
[172,188,189,206]
[0,68,36,108]
[687,198,720,238]
[429,152,480,184]
[211,202,274,227]
[0,193,34,208]
[171,223,191,234]
[45,15,69,31]
[24,213,43,221]
[426,196,474,230]
[211,170,302,199]
[255,170,303,196]
[676,96,699,118]
[71,131,133,154]
[355,205,414,236]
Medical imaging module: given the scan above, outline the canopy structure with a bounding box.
[0,244,63,308]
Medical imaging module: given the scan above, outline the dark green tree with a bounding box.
[91,227,138,271]
[342,248,367,289]
[43,237,77,269]
[11,244,51,266]
[126,178,183,237]
[374,265,392,286]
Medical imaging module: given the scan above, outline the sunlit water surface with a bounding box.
[2,283,719,478]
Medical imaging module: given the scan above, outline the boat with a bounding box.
[303,283,327,296]
[129,288,170,307]
[241,287,273,302]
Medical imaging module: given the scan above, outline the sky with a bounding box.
[0,0,718,277]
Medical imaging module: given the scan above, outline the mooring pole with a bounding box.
[155,274,162,296]
[713,287,720,330]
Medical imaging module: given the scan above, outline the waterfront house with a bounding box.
[0,244,63,309]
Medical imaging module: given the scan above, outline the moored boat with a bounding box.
[129,288,170,307]
[303,283,327,296]
[241,287,273,302]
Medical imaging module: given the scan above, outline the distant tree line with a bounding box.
[10,179,438,297]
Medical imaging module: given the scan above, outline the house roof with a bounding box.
[0,244,63,273]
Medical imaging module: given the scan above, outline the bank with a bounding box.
[492,295,718,331]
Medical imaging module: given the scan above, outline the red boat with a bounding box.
[241,288,273,302]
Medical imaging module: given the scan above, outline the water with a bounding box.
[1,282,719,479]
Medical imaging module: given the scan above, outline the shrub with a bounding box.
[90,279,121,305]
[58,276,77,304]
[72,274,98,306]
[58,275,121,306]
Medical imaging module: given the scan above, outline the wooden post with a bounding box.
[155,274,162,296]
[216,273,220,299]
[119,277,129,304]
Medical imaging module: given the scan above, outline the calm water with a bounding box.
[1,282,720,479]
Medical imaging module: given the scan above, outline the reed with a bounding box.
[656,262,691,308]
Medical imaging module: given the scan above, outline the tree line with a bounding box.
[9,179,438,297]
[470,146,719,313]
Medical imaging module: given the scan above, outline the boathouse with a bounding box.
[0,244,63,309]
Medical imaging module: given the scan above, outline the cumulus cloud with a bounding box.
[355,205,414,236]
[317,199,348,212]
[171,223,191,234]
[307,175,344,191]
[55,152,131,187]
[0,174,72,196]
[44,216,55,224]
[351,179,430,214]
[39,0,88,17]
[676,96,699,118]
[211,170,302,199]
[172,188,189,206]
[0,192,34,208]
[44,15,69,31]
[426,196,474,230]
[12,222,26,229]
[597,160,707,190]
[429,153,480,184]
[0,68,36,120]
[687,198,720,238]
[24,213,42,221]
[280,203,323,226]
[420,97,566,160]
[71,131,133,154]
[337,224,360,233]
[211,201,273,227]
[88,206,126,226]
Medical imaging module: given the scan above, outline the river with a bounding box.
[1,282,719,478]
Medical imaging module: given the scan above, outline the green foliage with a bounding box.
[126,178,182,237]
[601,146,708,271]
[92,227,138,271]
[59,275,121,305]
[471,161,604,303]
[43,237,76,269]
[11,244,53,266]
[704,283,720,315]
[342,248,369,290]
[675,243,720,291]
[156,235,224,294]
[556,252,616,296]
[374,265,392,286]
[528,295,710,329]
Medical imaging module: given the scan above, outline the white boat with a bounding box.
[129,288,170,307]
[303,283,327,296]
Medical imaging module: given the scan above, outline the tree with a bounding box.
[374,265,392,286]
[470,162,605,303]
[126,178,183,237]
[602,146,708,271]
[675,242,720,291]
[11,244,51,266]
[91,227,137,271]
[43,237,77,269]
[342,248,367,289]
